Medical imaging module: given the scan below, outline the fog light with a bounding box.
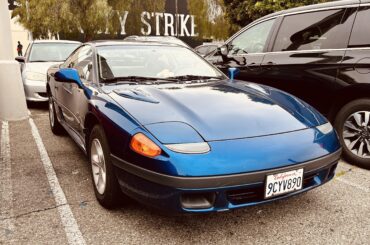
[180,193,216,209]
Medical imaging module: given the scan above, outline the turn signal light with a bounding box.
[130,133,161,158]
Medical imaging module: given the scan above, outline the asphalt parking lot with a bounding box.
[0,103,369,245]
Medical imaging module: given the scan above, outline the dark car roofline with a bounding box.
[226,0,360,45]
[259,0,359,21]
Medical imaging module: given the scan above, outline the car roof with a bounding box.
[32,40,81,44]
[124,36,190,47]
[86,40,186,48]
[259,0,359,21]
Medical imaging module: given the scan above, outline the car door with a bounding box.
[59,45,93,134]
[211,18,276,83]
[261,7,357,115]
[338,6,370,88]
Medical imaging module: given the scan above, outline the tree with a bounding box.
[187,0,230,41]
[13,0,113,41]
[223,0,332,33]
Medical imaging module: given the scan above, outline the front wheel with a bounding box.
[89,125,121,209]
[48,95,64,135]
[334,98,370,169]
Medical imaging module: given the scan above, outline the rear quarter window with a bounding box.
[349,7,370,48]
[273,9,349,51]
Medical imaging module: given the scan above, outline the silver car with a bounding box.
[16,40,81,102]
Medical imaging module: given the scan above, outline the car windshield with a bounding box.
[97,45,224,82]
[29,43,80,62]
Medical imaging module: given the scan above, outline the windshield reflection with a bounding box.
[97,45,224,82]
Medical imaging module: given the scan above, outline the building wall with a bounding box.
[10,11,30,58]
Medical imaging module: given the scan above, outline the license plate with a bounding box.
[264,169,303,199]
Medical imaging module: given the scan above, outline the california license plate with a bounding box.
[265,169,303,199]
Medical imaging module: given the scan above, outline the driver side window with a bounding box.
[229,19,275,55]
[64,46,93,83]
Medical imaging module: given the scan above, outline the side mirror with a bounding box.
[228,68,240,81]
[15,56,25,63]
[54,68,83,88]
[219,45,229,56]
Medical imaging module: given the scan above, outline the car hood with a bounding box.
[106,80,327,142]
[24,61,62,75]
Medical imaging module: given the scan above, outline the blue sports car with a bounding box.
[47,40,341,214]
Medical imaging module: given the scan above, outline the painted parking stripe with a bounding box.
[28,118,86,245]
[0,121,15,242]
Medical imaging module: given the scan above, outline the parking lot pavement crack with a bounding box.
[0,204,67,221]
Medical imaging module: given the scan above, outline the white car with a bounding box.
[16,40,81,102]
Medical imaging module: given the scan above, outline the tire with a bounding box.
[48,94,64,135]
[89,125,121,209]
[334,98,370,169]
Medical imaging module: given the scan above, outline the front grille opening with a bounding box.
[181,192,216,209]
[227,186,263,204]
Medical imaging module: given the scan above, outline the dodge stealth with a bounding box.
[47,41,341,213]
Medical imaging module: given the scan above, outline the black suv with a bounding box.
[207,0,370,169]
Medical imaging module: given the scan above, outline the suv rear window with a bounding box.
[349,7,370,48]
[273,9,346,51]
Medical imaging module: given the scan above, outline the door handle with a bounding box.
[265,61,276,70]
[247,62,260,70]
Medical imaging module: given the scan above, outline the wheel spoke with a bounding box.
[353,113,363,127]
[344,121,361,132]
[365,139,370,153]
[343,130,357,138]
[364,112,370,126]
[91,155,101,168]
[358,141,364,156]
[96,172,102,188]
[348,137,360,150]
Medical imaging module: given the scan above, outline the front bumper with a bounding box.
[111,149,341,214]
[23,79,48,102]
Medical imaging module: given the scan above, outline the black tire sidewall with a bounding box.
[48,95,64,135]
[334,98,370,169]
[89,125,120,208]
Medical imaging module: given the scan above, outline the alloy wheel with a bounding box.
[91,138,107,195]
[342,111,370,158]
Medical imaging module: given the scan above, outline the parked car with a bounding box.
[194,43,220,57]
[124,35,190,48]
[47,40,341,213]
[15,40,81,102]
[207,0,370,169]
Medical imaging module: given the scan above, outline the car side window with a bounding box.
[196,46,209,55]
[63,46,93,82]
[228,19,275,55]
[73,47,93,82]
[349,7,370,48]
[273,9,347,51]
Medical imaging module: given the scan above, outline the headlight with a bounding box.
[165,142,210,154]
[316,122,333,134]
[25,72,46,81]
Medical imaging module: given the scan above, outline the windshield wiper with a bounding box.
[101,76,177,85]
[165,75,224,81]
